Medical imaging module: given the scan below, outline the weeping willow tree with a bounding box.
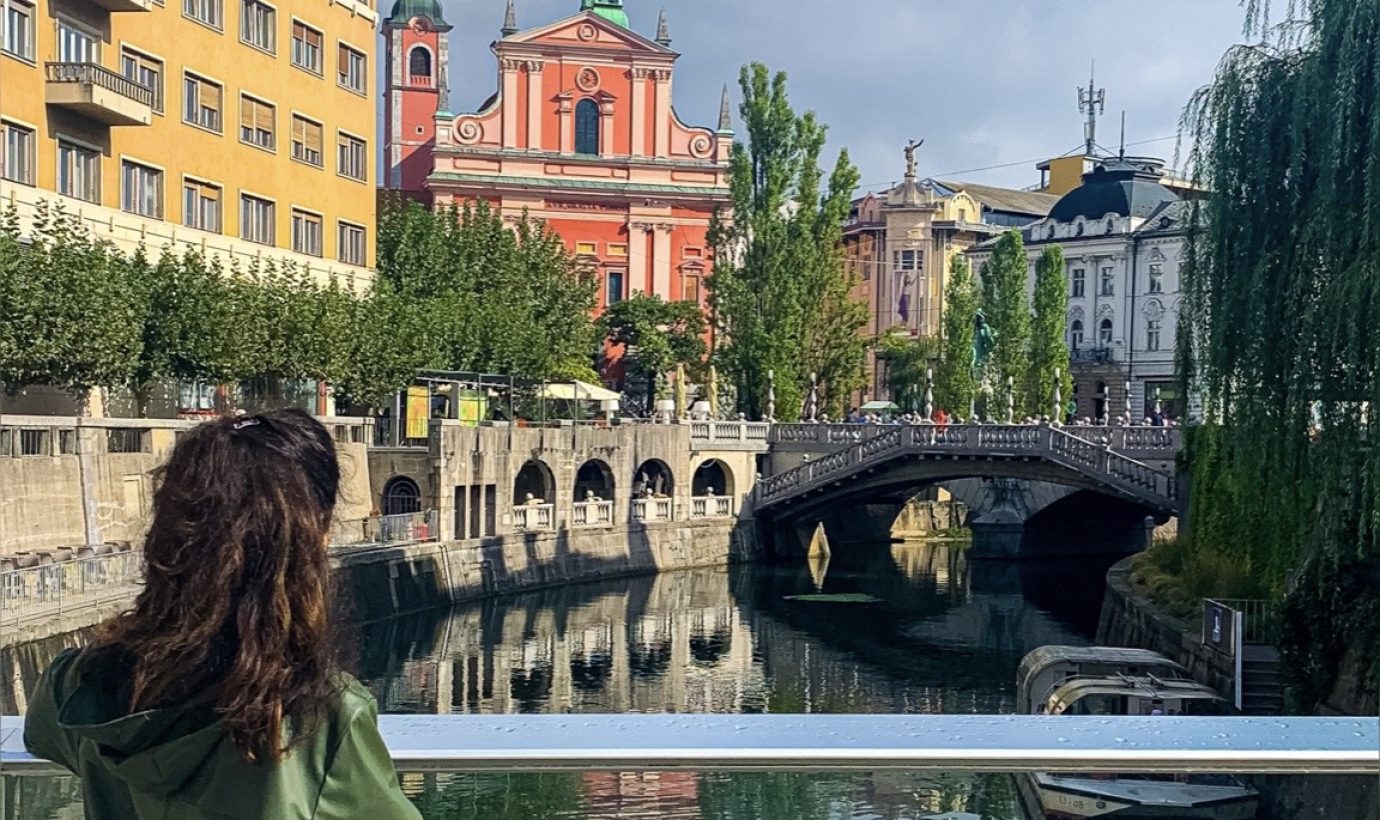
[1180,0,1380,708]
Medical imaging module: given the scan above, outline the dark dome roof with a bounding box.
[386,0,448,27]
[1048,159,1179,223]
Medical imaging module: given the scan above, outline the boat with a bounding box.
[1015,646,1259,819]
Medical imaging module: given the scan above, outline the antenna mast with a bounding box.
[1077,62,1106,156]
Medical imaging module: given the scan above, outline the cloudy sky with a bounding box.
[429,0,1250,191]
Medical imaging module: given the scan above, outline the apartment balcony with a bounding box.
[85,0,155,11]
[45,63,154,126]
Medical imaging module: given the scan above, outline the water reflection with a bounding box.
[4,541,1128,819]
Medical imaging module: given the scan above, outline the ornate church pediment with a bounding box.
[502,12,675,57]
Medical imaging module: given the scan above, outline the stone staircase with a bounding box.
[1241,643,1286,715]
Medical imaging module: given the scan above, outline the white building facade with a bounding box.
[967,159,1187,421]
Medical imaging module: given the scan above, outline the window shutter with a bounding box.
[255,100,273,132]
[306,28,321,49]
[199,80,219,111]
[305,120,322,155]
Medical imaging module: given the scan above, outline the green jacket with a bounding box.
[24,648,422,820]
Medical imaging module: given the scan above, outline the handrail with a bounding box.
[45,62,155,108]
[4,715,1376,775]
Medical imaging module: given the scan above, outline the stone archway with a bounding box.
[632,459,674,498]
[692,459,735,497]
[514,459,556,505]
[381,476,422,516]
[574,459,615,502]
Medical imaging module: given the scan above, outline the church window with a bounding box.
[408,46,432,82]
[575,98,600,155]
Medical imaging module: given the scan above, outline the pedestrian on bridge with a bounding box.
[23,409,421,820]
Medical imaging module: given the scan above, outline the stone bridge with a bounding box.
[752,424,1182,560]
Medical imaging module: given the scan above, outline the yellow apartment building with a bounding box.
[0,0,378,288]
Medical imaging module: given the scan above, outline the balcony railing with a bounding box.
[631,497,673,523]
[334,511,439,548]
[0,550,143,627]
[571,500,613,528]
[84,0,155,11]
[45,62,154,125]
[6,715,1376,775]
[689,495,734,519]
[513,504,555,532]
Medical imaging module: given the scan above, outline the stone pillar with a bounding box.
[629,222,651,294]
[501,58,520,149]
[653,69,672,157]
[525,60,544,150]
[652,223,673,300]
[600,97,616,156]
[435,659,454,714]
[558,96,573,153]
[631,68,649,155]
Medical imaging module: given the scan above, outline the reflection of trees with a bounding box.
[405,773,583,820]
[696,772,855,819]
[2,775,85,820]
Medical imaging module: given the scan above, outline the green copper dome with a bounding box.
[386,0,448,28]
[580,0,629,28]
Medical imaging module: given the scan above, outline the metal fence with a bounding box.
[1213,598,1276,645]
[0,551,143,627]
[334,511,439,548]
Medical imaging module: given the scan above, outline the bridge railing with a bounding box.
[689,421,771,443]
[769,422,1182,455]
[0,551,143,627]
[4,715,1376,775]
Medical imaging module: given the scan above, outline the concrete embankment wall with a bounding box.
[1096,558,1378,820]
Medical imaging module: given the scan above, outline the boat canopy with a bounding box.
[1017,645,1185,703]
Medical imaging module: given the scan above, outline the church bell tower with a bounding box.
[382,0,452,198]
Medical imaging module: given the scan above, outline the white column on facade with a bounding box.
[652,222,673,300]
[629,222,651,294]
[558,98,573,153]
[600,100,616,156]
[631,68,649,156]
[501,58,520,149]
[525,60,544,151]
[653,69,672,157]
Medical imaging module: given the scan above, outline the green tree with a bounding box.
[876,331,939,414]
[1178,0,1380,708]
[602,294,707,415]
[0,204,144,414]
[339,282,439,411]
[936,255,978,417]
[1027,245,1071,418]
[708,63,866,421]
[979,230,1030,416]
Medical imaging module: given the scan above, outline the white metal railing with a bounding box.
[0,551,143,627]
[689,495,735,519]
[513,504,555,532]
[631,497,674,523]
[5,715,1376,775]
[688,421,772,443]
[768,422,1181,454]
[333,511,439,548]
[571,500,614,528]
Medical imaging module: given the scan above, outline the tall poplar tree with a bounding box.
[979,230,1031,415]
[708,63,866,420]
[936,255,978,417]
[1027,245,1071,418]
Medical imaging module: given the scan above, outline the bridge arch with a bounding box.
[692,458,735,497]
[381,476,422,516]
[574,459,615,502]
[633,459,674,498]
[514,459,557,505]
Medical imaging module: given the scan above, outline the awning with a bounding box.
[538,381,622,402]
[860,400,900,411]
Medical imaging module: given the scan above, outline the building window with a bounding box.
[894,249,923,271]
[1099,317,1113,346]
[291,21,322,74]
[408,46,431,82]
[121,160,163,218]
[338,44,366,93]
[239,95,275,150]
[1,122,35,185]
[183,73,222,132]
[120,49,163,113]
[1070,267,1085,298]
[3,1,35,61]
[57,19,98,63]
[1146,319,1161,352]
[183,0,221,29]
[1148,261,1164,294]
[240,194,274,245]
[337,132,366,181]
[240,0,275,53]
[606,269,624,305]
[56,140,99,203]
[291,209,322,256]
[183,179,221,232]
[683,274,702,306]
[1070,319,1084,348]
[575,98,600,155]
[291,115,322,166]
[338,221,365,266]
[1100,265,1115,296]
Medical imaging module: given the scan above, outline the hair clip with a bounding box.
[233,418,261,431]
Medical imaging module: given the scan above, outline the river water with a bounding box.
[3,540,1127,819]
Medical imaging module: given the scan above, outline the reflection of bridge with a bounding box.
[752,424,1182,559]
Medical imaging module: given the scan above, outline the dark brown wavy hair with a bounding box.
[87,408,342,763]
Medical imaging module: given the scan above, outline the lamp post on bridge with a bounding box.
[808,372,818,422]
[1125,380,1134,424]
[924,367,934,421]
[1052,367,1062,426]
[1006,376,1015,424]
[765,370,776,423]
